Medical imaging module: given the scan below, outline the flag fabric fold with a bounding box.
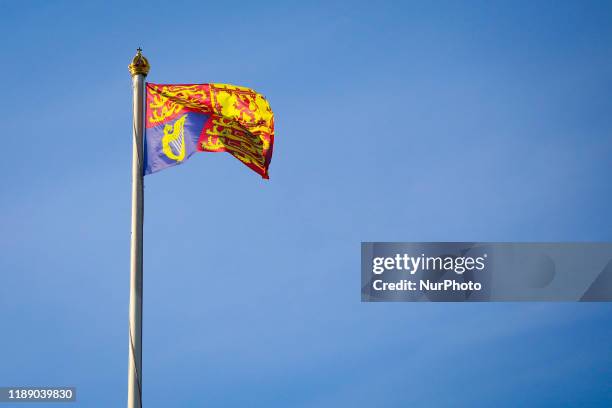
[144,83,274,179]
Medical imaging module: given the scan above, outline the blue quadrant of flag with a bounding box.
[144,112,210,175]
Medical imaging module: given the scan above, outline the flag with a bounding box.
[144,83,274,179]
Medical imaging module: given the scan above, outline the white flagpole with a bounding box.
[127,48,149,408]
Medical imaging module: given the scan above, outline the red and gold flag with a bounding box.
[144,83,274,179]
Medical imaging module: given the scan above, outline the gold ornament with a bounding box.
[128,48,150,76]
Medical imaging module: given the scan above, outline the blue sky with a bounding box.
[1,1,611,406]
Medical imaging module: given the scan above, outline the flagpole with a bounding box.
[127,48,149,408]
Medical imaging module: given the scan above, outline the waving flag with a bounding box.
[144,83,274,178]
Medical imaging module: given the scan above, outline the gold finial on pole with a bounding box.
[128,47,150,76]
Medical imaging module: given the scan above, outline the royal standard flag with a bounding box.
[144,83,274,178]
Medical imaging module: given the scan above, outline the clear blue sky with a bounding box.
[1,1,611,406]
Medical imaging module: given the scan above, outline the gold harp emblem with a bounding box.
[162,114,187,161]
